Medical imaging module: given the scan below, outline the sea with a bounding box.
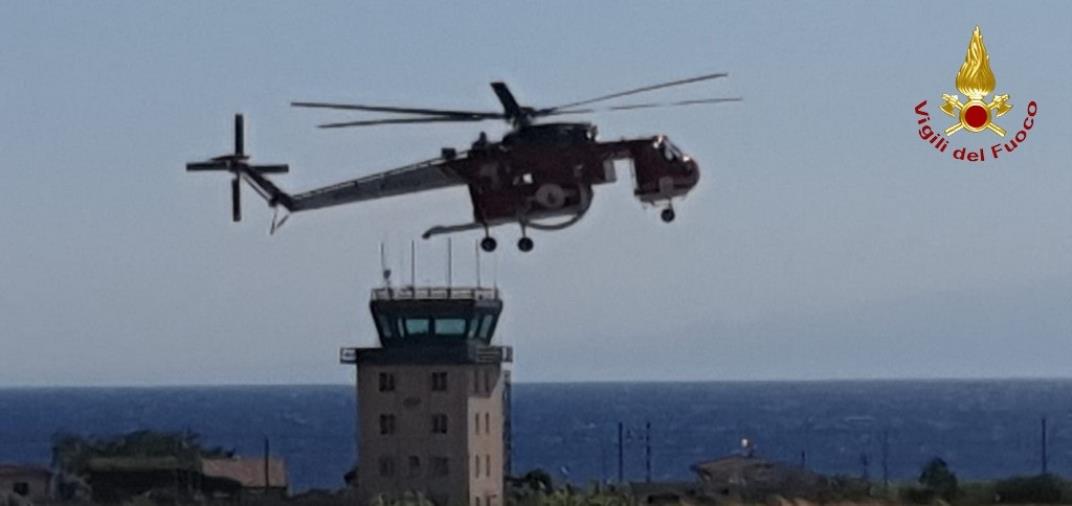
[2,380,1071,492]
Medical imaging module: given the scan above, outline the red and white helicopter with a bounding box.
[186,73,737,252]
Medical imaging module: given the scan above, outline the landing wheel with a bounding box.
[480,236,498,252]
[517,236,534,253]
[661,208,676,223]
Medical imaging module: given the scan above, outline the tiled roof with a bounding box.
[202,458,287,489]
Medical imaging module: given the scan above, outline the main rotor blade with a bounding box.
[537,98,742,117]
[292,101,503,119]
[603,97,743,111]
[318,116,491,129]
[542,72,729,113]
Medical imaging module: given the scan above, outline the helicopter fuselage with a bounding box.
[443,126,699,227]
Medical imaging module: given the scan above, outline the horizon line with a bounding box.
[5,375,1072,389]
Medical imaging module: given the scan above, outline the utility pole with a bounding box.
[600,438,607,483]
[263,436,271,493]
[645,421,652,483]
[1042,416,1049,475]
[617,422,624,483]
[882,429,890,491]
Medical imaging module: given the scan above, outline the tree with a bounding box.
[918,457,959,501]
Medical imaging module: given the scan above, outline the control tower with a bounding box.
[341,286,513,506]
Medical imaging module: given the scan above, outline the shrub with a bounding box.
[918,457,959,501]
[994,474,1063,504]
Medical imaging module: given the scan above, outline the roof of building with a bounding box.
[85,457,200,473]
[0,465,52,478]
[202,458,287,489]
[691,454,829,497]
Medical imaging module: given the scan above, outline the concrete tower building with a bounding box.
[341,286,512,506]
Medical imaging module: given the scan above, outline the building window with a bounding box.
[404,318,430,336]
[379,414,396,435]
[485,413,491,434]
[432,457,449,477]
[432,413,448,434]
[478,314,495,339]
[474,455,481,477]
[432,371,448,392]
[474,412,480,434]
[408,456,421,477]
[474,497,481,506]
[379,372,396,392]
[379,457,395,477]
[483,370,492,393]
[13,483,29,497]
[435,318,467,335]
[485,454,491,476]
[377,315,394,338]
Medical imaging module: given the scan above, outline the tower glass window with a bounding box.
[369,289,503,346]
[435,318,467,335]
[404,318,431,335]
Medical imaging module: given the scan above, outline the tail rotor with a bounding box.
[186,114,290,223]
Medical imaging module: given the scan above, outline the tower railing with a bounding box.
[371,286,499,301]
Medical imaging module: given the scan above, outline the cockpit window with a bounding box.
[661,140,685,162]
[661,143,674,161]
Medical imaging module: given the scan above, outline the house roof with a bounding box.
[85,457,198,473]
[202,458,287,489]
[691,454,826,492]
[691,454,761,474]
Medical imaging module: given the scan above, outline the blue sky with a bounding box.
[0,2,1069,385]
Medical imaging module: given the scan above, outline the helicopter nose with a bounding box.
[681,159,700,189]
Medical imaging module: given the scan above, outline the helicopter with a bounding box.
[186,73,738,252]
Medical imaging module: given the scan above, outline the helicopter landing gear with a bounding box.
[480,226,498,252]
[661,207,676,223]
[518,236,534,252]
[517,223,534,252]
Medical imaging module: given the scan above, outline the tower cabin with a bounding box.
[341,286,513,506]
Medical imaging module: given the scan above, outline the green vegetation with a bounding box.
[901,457,959,503]
[508,486,630,506]
[51,429,233,474]
[890,457,1072,505]
[993,474,1065,504]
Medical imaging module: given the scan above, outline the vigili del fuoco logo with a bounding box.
[915,26,1037,162]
